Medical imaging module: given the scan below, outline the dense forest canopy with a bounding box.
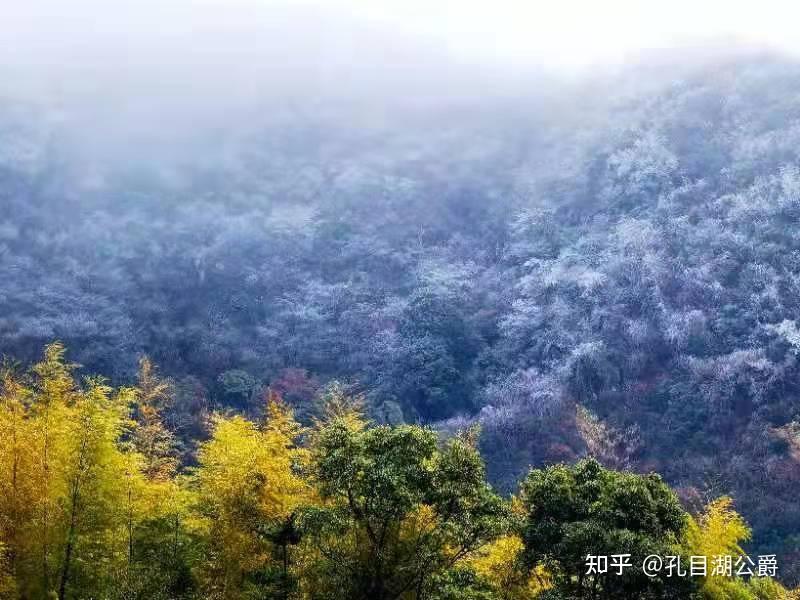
[0,346,796,599]
[2,17,800,589]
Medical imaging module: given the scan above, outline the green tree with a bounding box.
[302,411,509,600]
[519,459,696,599]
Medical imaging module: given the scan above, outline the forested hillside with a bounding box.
[2,48,800,585]
[0,346,797,599]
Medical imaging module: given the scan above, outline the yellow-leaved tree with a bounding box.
[0,343,146,599]
[120,355,193,597]
[194,393,309,599]
[55,375,136,599]
[467,534,552,599]
[131,357,180,478]
[684,497,796,600]
[0,364,35,599]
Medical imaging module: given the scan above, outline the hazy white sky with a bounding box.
[4,0,800,70]
[3,0,798,162]
[341,0,800,65]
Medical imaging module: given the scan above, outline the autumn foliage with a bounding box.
[0,345,796,599]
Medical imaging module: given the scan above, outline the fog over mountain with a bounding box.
[3,0,800,588]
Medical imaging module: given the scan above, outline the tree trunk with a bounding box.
[58,498,78,600]
[282,542,289,600]
[59,437,87,600]
[41,412,51,594]
[128,485,134,568]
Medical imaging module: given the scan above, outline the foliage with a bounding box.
[468,534,553,599]
[0,346,797,598]
[302,411,509,600]
[4,53,800,580]
[519,458,695,599]
[683,498,796,600]
[194,398,308,598]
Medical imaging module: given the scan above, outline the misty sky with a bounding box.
[2,0,798,165]
[349,0,800,66]
[4,0,800,71]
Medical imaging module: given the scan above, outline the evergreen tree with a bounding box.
[302,406,509,600]
[519,459,696,599]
